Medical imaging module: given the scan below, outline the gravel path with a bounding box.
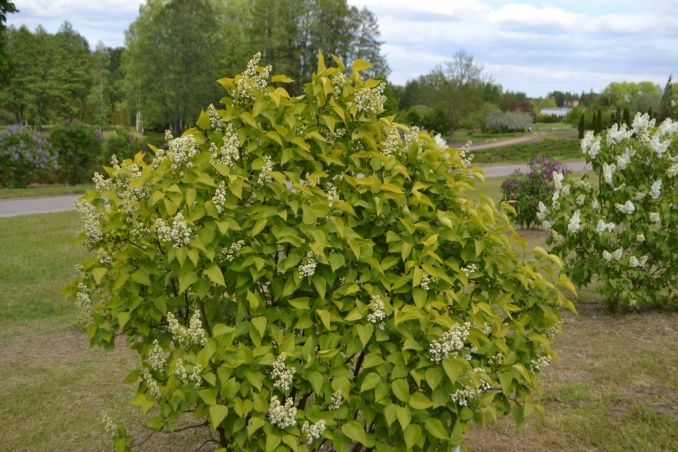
[0,159,589,217]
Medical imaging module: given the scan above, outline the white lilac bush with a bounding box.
[540,113,677,311]
[66,54,574,451]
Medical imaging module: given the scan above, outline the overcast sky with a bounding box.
[7,0,678,96]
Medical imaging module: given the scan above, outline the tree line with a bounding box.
[1,0,676,137]
[0,0,387,133]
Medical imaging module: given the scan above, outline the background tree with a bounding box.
[660,75,674,120]
[0,0,17,82]
[122,0,225,132]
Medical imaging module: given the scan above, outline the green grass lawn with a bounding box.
[0,184,90,199]
[0,196,675,450]
[473,138,581,165]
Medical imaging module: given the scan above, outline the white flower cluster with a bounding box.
[302,420,326,445]
[175,358,187,381]
[449,386,478,407]
[629,255,649,268]
[575,194,585,206]
[147,339,166,372]
[636,233,645,243]
[367,294,386,329]
[142,368,161,399]
[668,163,678,178]
[488,352,503,367]
[602,248,623,262]
[354,83,386,114]
[420,272,438,290]
[298,252,317,277]
[632,113,655,143]
[166,312,206,346]
[552,172,564,190]
[75,282,93,325]
[268,396,297,429]
[615,200,635,215]
[462,264,478,278]
[332,72,346,97]
[92,172,112,192]
[381,128,402,158]
[602,163,616,185]
[328,127,346,143]
[536,201,547,222]
[210,124,240,167]
[224,239,245,262]
[458,141,474,168]
[207,103,223,130]
[329,390,344,410]
[75,200,103,245]
[592,199,600,210]
[615,147,635,170]
[404,126,422,152]
[650,179,662,199]
[595,219,615,235]
[649,212,661,224]
[327,185,338,208]
[581,131,601,159]
[606,123,633,145]
[155,212,192,248]
[529,355,552,372]
[567,210,581,233]
[157,131,198,170]
[257,155,273,185]
[190,363,203,388]
[212,181,227,214]
[271,353,295,393]
[96,248,113,266]
[428,322,471,363]
[235,52,271,102]
[434,133,447,148]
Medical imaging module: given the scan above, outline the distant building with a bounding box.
[540,107,572,118]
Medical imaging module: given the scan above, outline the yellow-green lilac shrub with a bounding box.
[66,53,575,451]
[540,114,677,311]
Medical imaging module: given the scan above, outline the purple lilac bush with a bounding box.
[0,125,57,187]
[500,156,568,229]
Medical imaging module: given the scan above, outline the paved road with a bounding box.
[0,160,589,217]
[0,194,81,217]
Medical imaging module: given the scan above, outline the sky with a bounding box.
[7,0,678,97]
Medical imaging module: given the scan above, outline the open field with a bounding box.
[0,179,675,450]
[472,138,581,165]
[0,184,91,200]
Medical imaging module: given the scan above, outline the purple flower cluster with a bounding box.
[0,125,58,187]
[527,155,569,182]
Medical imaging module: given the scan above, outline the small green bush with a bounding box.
[0,125,56,187]
[541,115,677,311]
[67,54,574,451]
[103,130,144,161]
[50,123,103,184]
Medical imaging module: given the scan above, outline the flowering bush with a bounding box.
[539,114,678,311]
[0,125,56,187]
[66,54,574,451]
[104,130,145,162]
[500,156,569,229]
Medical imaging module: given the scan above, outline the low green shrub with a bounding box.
[540,115,677,311]
[0,125,56,187]
[51,123,103,184]
[103,130,144,161]
[67,54,574,451]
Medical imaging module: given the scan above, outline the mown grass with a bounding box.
[0,194,676,450]
[473,138,581,165]
[0,184,90,199]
